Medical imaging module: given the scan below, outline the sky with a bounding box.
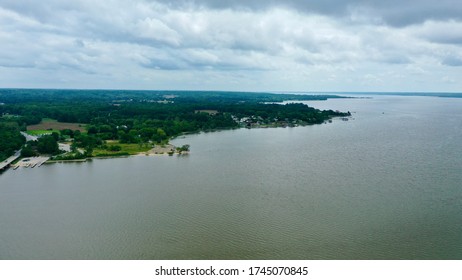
[0,0,461,92]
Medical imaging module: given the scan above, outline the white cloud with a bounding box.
[135,17,181,46]
[0,0,461,91]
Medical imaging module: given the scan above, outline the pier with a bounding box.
[13,156,50,169]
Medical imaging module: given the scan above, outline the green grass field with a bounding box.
[26,129,59,136]
[93,141,152,156]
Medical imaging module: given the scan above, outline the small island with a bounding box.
[0,89,351,170]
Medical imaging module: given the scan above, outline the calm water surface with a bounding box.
[1,95,461,259]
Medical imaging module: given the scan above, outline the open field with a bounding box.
[27,119,87,132]
[26,129,59,136]
[93,141,153,156]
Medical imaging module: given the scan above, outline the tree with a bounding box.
[51,132,60,141]
[37,135,60,155]
[108,145,121,151]
[84,147,93,157]
[0,122,25,161]
[176,144,190,154]
[21,144,37,157]
[60,129,74,138]
[87,126,98,134]
[71,142,78,152]
[118,131,131,143]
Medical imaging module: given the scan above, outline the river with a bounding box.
[1,95,461,259]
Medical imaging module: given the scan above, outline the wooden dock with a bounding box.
[14,156,50,170]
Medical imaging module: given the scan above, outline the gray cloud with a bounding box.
[141,58,185,70]
[442,56,462,67]
[414,20,462,45]
[157,0,462,26]
[0,61,36,69]
[5,0,460,28]
[0,0,461,91]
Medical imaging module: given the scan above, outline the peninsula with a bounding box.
[0,89,351,168]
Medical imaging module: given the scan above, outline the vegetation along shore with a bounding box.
[0,89,351,170]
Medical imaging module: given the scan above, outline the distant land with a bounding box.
[276,91,462,98]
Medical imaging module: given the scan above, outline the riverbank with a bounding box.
[9,118,348,169]
[5,115,351,172]
[11,156,50,169]
[144,144,176,155]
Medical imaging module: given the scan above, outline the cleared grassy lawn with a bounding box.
[93,141,153,156]
[27,129,59,136]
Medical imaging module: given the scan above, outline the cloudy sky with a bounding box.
[0,0,461,92]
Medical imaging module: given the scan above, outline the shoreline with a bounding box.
[45,143,186,164]
[8,119,349,169]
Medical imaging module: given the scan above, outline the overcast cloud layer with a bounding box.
[0,0,461,92]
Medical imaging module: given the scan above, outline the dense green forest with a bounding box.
[0,121,25,161]
[0,89,350,160]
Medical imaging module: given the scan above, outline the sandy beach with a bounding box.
[143,144,176,155]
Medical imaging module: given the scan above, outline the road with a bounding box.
[0,150,21,171]
[20,131,38,142]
